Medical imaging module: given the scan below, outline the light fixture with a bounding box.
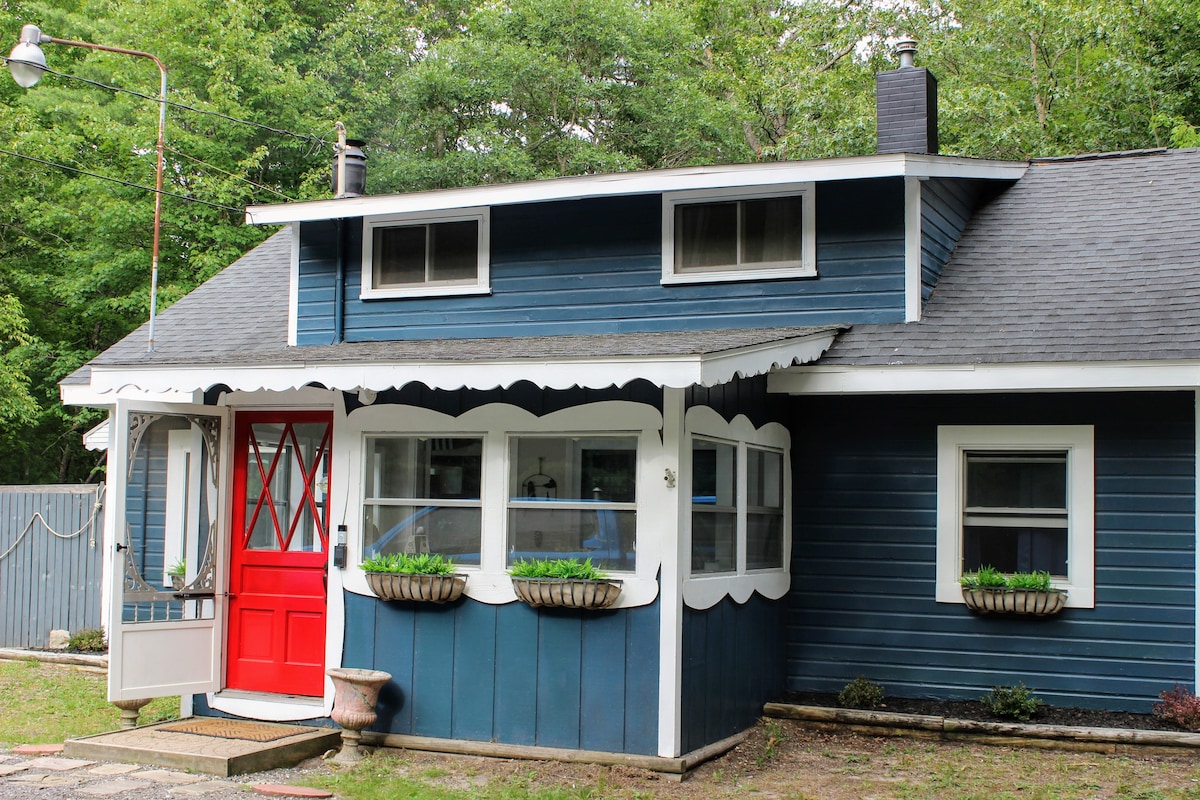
[8,24,168,352]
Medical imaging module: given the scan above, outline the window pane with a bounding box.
[741,197,802,264]
[692,439,737,574]
[507,507,635,570]
[963,525,1068,577]
[966,452,1067,509]
[365,438,482,500]
[747,512,784,570]
[429,220,478,282]
[373,225,427,286]
[676,202,737,269]
[747,447,783,509]
[509,437,637,502]
[363,504,481,565]
[692,510,737,573]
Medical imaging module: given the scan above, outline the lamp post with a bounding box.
[8,24,167,352]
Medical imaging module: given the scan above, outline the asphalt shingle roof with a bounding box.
[822,148,1200,365]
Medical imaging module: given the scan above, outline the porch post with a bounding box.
[658,387,686,757]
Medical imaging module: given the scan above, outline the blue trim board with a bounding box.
[342,592,660,755]
[296,180,907,345]
[785,391,1196,713]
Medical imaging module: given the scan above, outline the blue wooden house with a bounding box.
[63,53,1200,764]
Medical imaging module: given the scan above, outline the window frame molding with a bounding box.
[661,183,816,286]
[342,401,665,608]
[935,425,1096,609]
[360,206,491,300]
[683,406,792,610]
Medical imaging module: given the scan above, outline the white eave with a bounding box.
[246,153,1027,225]
[70,330,840,399]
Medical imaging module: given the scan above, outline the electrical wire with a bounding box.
[0,147,244,213]
[1,56,336,151]
[164,145,296,201]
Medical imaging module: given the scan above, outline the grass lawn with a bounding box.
[4,658,1200,799]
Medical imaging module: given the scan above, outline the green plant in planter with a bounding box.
[960,567,1053,590]
[509,557,608,580]
[167,558,186,577]
[360,552,456,575]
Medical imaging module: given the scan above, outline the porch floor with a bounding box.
[63,718,341,777]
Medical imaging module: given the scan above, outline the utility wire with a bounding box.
[1,56,336,151]
[164,145,296,201]
[0,147,243,213]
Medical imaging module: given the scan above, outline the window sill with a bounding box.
[662,266,816,286]
[359,284,492,300]
[342,568,660,609]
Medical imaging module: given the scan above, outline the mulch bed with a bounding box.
[781,691,1180,732]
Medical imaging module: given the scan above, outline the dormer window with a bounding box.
[361,208,490,298]
[662,185,815,284]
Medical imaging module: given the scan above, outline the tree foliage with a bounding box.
[0,0,1198,482]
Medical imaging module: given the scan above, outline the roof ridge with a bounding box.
[1030,148,1169,164]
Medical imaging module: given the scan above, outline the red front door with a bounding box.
[227,411,332,696]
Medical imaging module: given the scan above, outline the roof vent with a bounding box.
[876,39,938,155]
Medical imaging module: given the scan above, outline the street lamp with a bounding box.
[8,24,167,352]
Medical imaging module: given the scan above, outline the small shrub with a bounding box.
[838,676,885,709]
[67,628,107,653]
[360,552,456,575]
[509,557,607,580]
[981,684,1042,721]
[1153,684,1200,731]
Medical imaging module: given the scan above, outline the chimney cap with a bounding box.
[895,39,918,69]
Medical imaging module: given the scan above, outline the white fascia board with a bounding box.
[60,381,197,408]
[246,154,1027,226]
[768,360,1200,395]
[78,333,836,398]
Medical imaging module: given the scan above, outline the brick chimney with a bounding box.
[876,39,938,155]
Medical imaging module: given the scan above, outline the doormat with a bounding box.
[157,718,319,743]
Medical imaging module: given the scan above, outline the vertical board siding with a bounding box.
[919,178,988,300]
[0,485,103,648]
[343,592,660,755]
[681,594,785,753]
[296,182,907,345]
[787,392,1195,712]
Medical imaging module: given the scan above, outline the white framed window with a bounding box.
[361,207,490,299]
[936,425,1095,609]
[362,436,483,565]
[662,184,816,285]
[684,407,791,608]
[506,435,638,572]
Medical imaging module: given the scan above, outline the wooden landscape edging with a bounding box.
[763,703,1200,755]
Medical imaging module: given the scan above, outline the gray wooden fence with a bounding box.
[0,484,104,648]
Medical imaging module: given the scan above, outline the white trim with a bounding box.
[935,425,1095,609]
[360,207,491,300]
[287,224,299,347]
[769,361,1200,396]
[660,184,816,285]
[79,330,838,396]
[246,154,1026,226]
[340,402,665,608]
[682,407,791,610]
[207,693,326,723]
[658,388,685,758]
[904,176,923,322]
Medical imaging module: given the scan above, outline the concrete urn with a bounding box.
[326,667,391,763]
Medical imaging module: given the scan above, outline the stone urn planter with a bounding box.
[511,577,622,610]
[961,587,1067,616]
[364,571,467,603]
[326,667,392,763]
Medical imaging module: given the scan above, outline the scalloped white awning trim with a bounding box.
[67,329,839,402]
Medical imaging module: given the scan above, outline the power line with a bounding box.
[1,56,336,152]
[164,145,297,201]
[0,147,244,213]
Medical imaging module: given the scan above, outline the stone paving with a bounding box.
[0,748,334,799]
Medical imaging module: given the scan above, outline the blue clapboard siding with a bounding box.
[0,486,103,648]
[296,180,906,345]
[920,179,990,300]
[681,594,785,753]
[343,592,660,755]
[786,391,1195,712]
